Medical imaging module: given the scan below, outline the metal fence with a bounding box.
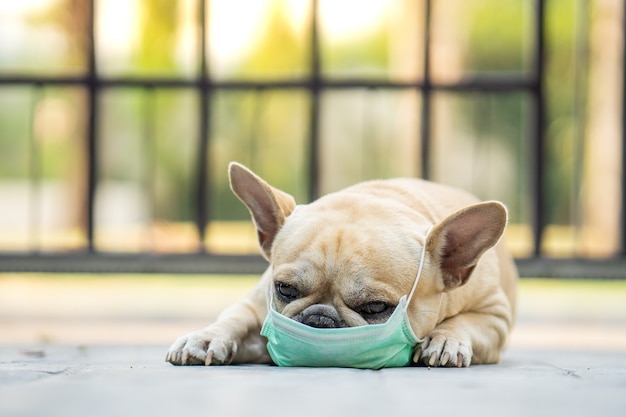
[0,0,625,278]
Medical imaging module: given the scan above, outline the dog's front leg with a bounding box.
[166,273,272,366]
[415,306,511,367]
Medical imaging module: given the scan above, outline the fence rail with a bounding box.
[1,253,626,279]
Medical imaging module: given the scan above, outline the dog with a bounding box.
[166,162,517,367]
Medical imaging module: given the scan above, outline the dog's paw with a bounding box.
[165,329,238,366]
[413,333,472,368]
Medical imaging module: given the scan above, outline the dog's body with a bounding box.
[166,163,517,367]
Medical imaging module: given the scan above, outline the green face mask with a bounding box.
[260,230,429,369]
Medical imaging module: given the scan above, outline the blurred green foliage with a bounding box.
[135,0,179,74]
[239,2,310,78]
[460,0,585,225]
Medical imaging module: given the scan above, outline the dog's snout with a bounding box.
[295,305,345,329]
[303,314,339,328]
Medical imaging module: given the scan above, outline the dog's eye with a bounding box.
[275,282,299,301]
[359,301,390,315]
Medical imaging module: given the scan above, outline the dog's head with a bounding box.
[229,162,507,335]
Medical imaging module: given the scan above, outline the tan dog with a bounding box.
[166,162,517,367]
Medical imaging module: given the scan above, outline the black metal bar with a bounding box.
[85,0,98,252]
[530,0,546,257]
[515,257,626,279]
[419,0,432,179]
[622,0,626,256]
[195,0,210,252]
[308,0,321,200]
[1,252,625,279]
[0,74,538,92]
[0,253,268,275]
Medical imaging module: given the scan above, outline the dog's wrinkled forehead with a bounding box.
[272,205,421,287]
[280,209,375,257]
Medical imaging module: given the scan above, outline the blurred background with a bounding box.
[0,0,625,348]
[0,0,623,265]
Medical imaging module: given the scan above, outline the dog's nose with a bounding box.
[295,305,345,328]
[303,314,340,329]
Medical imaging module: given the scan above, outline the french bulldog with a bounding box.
[166,162,517,367]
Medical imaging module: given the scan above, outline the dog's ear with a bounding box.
[426,201,507,290]
[228,162,297,260]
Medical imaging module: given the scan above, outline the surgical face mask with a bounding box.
[260,229,430,369]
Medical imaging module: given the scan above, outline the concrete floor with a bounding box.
[1,275,625,416]
[1,345,625,417]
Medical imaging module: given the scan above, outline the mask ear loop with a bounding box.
[405,226,432,310]
[267,285,274,311]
